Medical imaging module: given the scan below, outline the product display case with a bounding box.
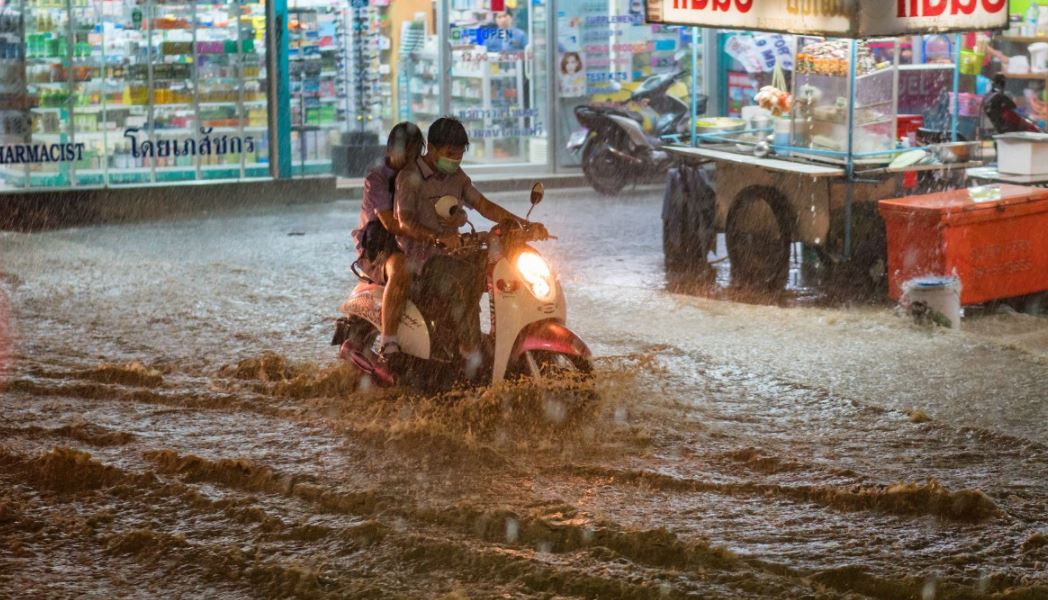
[790,38,898,163]
[345,0,392,136]
[0,4,28,189]
[288,0,348,176]
[2,0,270,190]
[396,16,429,124]
[403,36,439,126]
[451,48,528,162]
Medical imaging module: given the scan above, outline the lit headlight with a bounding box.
[516,251,555,301]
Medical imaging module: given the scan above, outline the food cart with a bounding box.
[649,1,1011,293]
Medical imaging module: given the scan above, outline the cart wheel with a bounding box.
[663,166,717,278]
[726,186,792,292]
[663,168,693,273]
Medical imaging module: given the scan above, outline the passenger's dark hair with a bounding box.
[386,121,424,170]
[427,117,470,149]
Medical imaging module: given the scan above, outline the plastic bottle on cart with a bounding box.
[1025,5,1039,37]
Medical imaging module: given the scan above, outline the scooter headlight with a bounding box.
[516,251,555,301]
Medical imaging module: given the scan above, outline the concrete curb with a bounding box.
[1,177,340,231]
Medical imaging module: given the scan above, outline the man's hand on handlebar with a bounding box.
[435,232,462,251]
[526,222,550,241]
[439,208,468,229]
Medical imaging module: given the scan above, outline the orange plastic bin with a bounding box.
[878,184,1048,305]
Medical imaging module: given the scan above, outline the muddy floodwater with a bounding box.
[1,188,1046,599]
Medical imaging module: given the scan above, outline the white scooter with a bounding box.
[333,183,592,391]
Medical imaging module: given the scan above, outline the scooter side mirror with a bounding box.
[529,182,544,206]
[526,182,544,222]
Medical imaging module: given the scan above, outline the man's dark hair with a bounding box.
[428,117,470,149]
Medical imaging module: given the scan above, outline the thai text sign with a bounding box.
[646,0,1008,38]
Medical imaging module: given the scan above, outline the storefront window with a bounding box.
[448,0,547,165]
[556,0,701,167]
[0,0,613,191]
[0,0,269,190]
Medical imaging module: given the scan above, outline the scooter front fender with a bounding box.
[511,320,591,364]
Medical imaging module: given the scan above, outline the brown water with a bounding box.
[1,189,1046,599]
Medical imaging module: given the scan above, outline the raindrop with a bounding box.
[543,397,567,424]
[977,572,991,594]
[659,582,673,597]
[357,376,372,392]
[921,576,937,600]
[505,517,519,543]
[614,406,628,423]
[537,541,553,554]
[581,527,594,544]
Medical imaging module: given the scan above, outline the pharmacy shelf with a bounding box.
[30,100,267,113]
[31,125,267,141]
[1004,72,1048,80]
[999,36,1048,43]
[898,63,955,71]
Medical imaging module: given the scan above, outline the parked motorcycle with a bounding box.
[567,69,707,196]
[332,183,592,392]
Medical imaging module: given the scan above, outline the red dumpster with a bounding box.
[878,184,1048,305]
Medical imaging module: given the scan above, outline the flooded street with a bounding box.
[1,187,1046,599]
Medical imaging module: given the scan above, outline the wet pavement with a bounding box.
[1,187,1046,599]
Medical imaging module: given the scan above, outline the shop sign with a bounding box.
[469,126,545,139]
[586,72,630,82]
[0,143,85,165]
[460,50,531,62]
[646,0,1008,37]
[458,108,540,120]
[451,25,516,47]
[123,127,256,159]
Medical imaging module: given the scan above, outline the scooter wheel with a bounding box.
[519,350,592,379]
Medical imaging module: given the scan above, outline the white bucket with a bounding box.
[903,276,963,330]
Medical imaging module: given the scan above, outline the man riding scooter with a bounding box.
[391,117,548,380]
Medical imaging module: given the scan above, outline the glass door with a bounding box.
[447,0,548,166]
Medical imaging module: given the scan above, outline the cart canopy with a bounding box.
[646,0,1008,38]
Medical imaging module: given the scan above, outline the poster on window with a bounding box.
[559,51,587,97]
[557,15,581,52]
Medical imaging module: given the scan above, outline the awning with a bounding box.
[645,1,1009,38]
